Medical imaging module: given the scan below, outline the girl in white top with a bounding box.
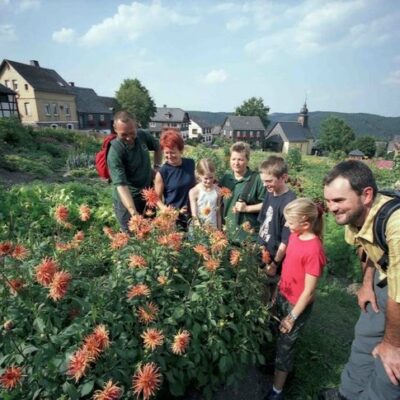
[189,158,221,229]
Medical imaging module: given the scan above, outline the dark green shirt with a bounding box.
[219,169,266,243]
[107,130,159,200]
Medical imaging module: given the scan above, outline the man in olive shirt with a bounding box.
[107,111,162,232]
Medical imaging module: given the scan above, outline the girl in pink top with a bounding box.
[265,198,326,400]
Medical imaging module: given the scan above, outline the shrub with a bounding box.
[66,153,95,171]
[287,148,303,171]
[0,117,31,145]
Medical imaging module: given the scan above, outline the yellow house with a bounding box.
[0,59,78,129]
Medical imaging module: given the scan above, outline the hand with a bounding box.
[357,284,379,313]
[279,316,294,334]
[180,206,188,214]
[265,262,277,277]
[372,341,400,385]
[234,201,247,213]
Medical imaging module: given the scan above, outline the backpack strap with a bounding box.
[239,171,258,204]
[373,197,400,272]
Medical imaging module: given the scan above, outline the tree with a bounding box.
[235,97,270,128]
[350,136,377,158]
[115,79,156,128]
[319,117,355,153]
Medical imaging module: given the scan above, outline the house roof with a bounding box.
[267,122,311,141]
[2,59,73,95]
[348,149,365,156]
[151,107,189,122]
[98,96,120,112]
[190,117,212,129]
[223,115,265,131]
[69,86,112,114]
[0,83,16,95]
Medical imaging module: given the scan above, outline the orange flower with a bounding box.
[10,244,29,260]
[92,324,110,352]
[141,187,159,208]
[158,232,182,251]
[103,226,115,239]
[48,271,71,301]
[0,241,14,257]
[0,366,23,390]
[110,232,130,250]
[55,205,69,224]
[132,362,162,400]
[141,328,164,351]
[127,284,151,299]
[67,348,92,382]
[83,335,102,361]
[55,242,74,252]
[8,278,25,295]
[220,187,232,199]
[79,204,91,221]
[157,276,167,285]
[230,249,241,267]
[171,330,191,355]
[93,380,123,400]
[204,257,220,272]
[210,230,228,253]
[137,302,159,324]
[193,244,209,259]
[35,257,58,287]
[200,204,212,217]
[73,231,85,242]
[242,221,254,234]
[128,215,152,239]
[261,248,271,264]
[129,255,148,269]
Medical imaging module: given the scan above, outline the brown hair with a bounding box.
[230,141,250,160]
[113,110,136,124]
[259,156,288,178]
[196,158,216,177]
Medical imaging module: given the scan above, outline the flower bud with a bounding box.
[3,320,14,330]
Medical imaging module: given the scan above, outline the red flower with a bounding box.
[220,187,232,199]
[93,380,122,400]
[137,302,159,325]
[171,330,191,355]
[35,257,58,287]
[67,348,92,382]
[10,244,29,260]
[132,362,162,400]
[55,205,69,224]
[73,231,85,242]
[0,241,14,257]
[141,187,160,208]
[48,271,71,301]
[141,328,164,351]
[0,366,23,390]
[79,204,91,221]
[127,284,151,299]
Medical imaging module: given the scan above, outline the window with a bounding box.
[24,102,32,116]
[12,80,18,90]
[52,103,58,115]
[24,84,28,91]
[65,104,70,115]
[87,114,94,121]
[250,131,253,137]
[5,80,10,88]
[67,123,73,129]
[150,122,156,128]
[51,124,58,129]
[45,104,51,115]
[99,114,105,122]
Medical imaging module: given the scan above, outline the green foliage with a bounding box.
[329,150,346,161]
[319,117,355,153]
[375,142,387,158]
[116,78,156,128]
[0,117,32,145]
[350,136,376,158]
[66,153,95,171]
[235,97,270,128]
[186,145,226,180]
[286,148,303,171]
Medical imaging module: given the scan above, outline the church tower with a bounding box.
[297,102,308,128]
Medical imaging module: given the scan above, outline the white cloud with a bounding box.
[203,69,228,84]
[0,24,17,41]
[79,1,198,46]
[383,70,400,85]
[226,17,249,32]
[17,0,40,12]
[210,3,235,13]
[52,28,76,44]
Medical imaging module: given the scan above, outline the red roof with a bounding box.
[375,160,394,170]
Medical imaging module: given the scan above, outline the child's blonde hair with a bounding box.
[196,158,216,177]
[284,198,324,238]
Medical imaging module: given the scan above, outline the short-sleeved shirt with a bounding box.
[159,158,196,210]
[345,193,400,302]
[107,130,159,201]
[258,189,296,256]
[280,233,326,305]
[219,169,266,242]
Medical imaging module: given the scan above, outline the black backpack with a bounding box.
[373,190,400,273]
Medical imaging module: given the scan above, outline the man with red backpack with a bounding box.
[107,111,162,232]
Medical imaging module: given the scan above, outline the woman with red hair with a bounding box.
[154,129,196,230]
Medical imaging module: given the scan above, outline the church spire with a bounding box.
[298,101,308,128]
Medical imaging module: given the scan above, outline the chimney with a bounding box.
[69,82,75,87]
[30,60,40,67]
[163,104,167,108]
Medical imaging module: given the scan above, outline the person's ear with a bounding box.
[362,186,374,206]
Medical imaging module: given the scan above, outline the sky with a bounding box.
[1,0,400,117]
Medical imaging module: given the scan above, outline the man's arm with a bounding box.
[357,258,379,312]
[153,147,162,168]
[116,185,137,216]
[372,298,400,385]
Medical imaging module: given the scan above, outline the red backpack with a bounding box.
[95,133,117,180]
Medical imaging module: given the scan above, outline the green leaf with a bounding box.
[173,306,185,320]
[80,380,95,396]
[62,382,79,400]
[22,345,39,355]
[34,317,45,333]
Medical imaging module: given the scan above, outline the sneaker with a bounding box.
[318,388,347,400]
[264,384,284,400]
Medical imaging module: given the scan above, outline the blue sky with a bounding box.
[1,0,399,116]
